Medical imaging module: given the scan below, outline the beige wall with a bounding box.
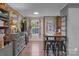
[40,17,44,40]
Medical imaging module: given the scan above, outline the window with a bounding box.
[31,18,40,37]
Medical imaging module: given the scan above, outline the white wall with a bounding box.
[68,8,79,55]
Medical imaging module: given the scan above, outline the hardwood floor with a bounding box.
[18,41,44,56]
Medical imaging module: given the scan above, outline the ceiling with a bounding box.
[8,3,67,16]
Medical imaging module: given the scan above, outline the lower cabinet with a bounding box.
[0,32,27,56]
[10,32,26,56]
[0,42,13,56]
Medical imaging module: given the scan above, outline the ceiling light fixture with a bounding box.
[33,12,39,15]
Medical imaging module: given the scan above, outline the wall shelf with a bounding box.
[0,8,8,12]
[0,26,9,29]
[0,14,9,19]
[0,18,9,22]
[0,4,10,48]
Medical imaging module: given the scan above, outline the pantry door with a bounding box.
[30,17,41,41]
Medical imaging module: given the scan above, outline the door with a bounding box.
[29,17,41,41]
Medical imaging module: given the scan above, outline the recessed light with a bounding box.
[33,12,39,15]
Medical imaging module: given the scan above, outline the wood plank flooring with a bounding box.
[18,41,44,56]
